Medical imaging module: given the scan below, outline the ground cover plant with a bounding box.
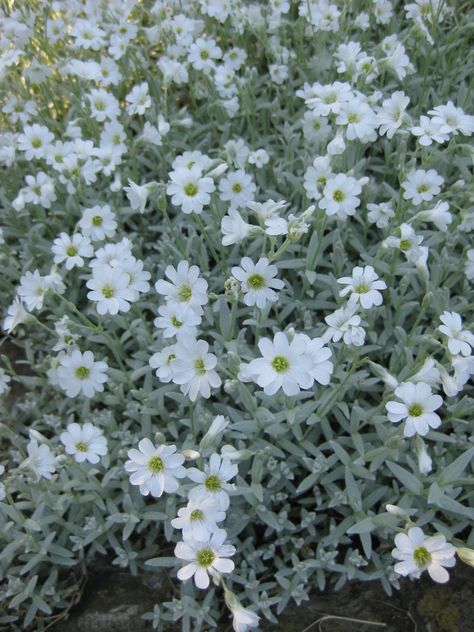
[0,0,473,630]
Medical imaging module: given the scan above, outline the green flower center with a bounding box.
[348,113,359,123]
[75,366,90,380]
[408,404,423,417]
[272,356,289,373]
[413,546,432,567]
[171,316,183,328]
[318,176,327,187]
[400,239,411,252]
[92,215,103,226]
[94,100,105,111]
[355,283,369,294]
[190,509,204,522]
[75,441,88,452]
[232,182,242,193]
[417,184,429,193]
[205,474,221,492]
[333,189,345,203]
[247,273,265,290]
[184,182,198,197]
[200,50,209,60]
[178,285,192,301]
[148,456,164,473]
[194,358,206,375]
[66,246,77,257]
[324,94,337,104]
[31,137,42,148]
[167,353,176,364]
[196,547,215,567]
[102,285,115,298]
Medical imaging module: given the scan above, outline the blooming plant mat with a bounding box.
[0,0,473,631]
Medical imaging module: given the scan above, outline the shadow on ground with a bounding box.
[50,562,474,632]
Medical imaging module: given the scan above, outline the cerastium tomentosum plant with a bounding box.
[0,0,474,631]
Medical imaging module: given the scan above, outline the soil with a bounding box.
[50,562,474,632]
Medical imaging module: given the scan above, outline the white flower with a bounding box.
[17,270,55,311]
[17,124,54,160]
[384,223,424,263]
[187,453,238,511]
[326,133,346,155]
[57,350,108,399]
[60,422,107,464]
[411,115,451,146]
[155,261,208,315]
[79,205,117,241]
[465,249,474,281]
[171,335,222,401]
[172,151,213,173]
[322,304,366,346]
[0,368,11,395]
[386,381,443,437]
[418,200,452,232]
[188,37,222,74]
[221,208,253,246]
[367,202,395,228]
[302,110,331,144]
[296,334,334,385]
[319,174,362,219]
[225,591,260,632]
[52,232,93,270]
[171,496,226,541]
[335,99,377,142]
[417,441,432,475]
[154,302,201,339]
[247,199,288,221]
[402,169,444,206]
[126,82,151,115]
[86,264,136,315]
[248,148,269,168]
[24,437,56,481]
[86,88,120,122]
[438,311,474,357]
[303,156,333,201]
[124,179,157,213]
[392,527,456,583]
[149,345,176,383]
[3,298,29,333]
[247,331,314,396]
[175,529,235,589]
[337,265,386,308]
[428,101,474,136]
[167,166,215,214]
[219,170,256,210]
[231,257,284,308]
[22,172,56,208]
[117,256,151,301]
[125,438,186,498]
[377,91,410,139]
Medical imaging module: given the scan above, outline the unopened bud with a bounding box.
[456,546,474,567]
[182,449,200,461]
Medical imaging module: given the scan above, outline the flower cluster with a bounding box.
[1,0,473,630]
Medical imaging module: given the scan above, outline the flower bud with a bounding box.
[206,162,228,178]
[385,504,409,519]
[182,449,200,461]
[456,546,474,567]
[327,134,346,155]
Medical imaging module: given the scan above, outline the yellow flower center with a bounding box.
[272,356,289,373]
[148,456,164,473]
